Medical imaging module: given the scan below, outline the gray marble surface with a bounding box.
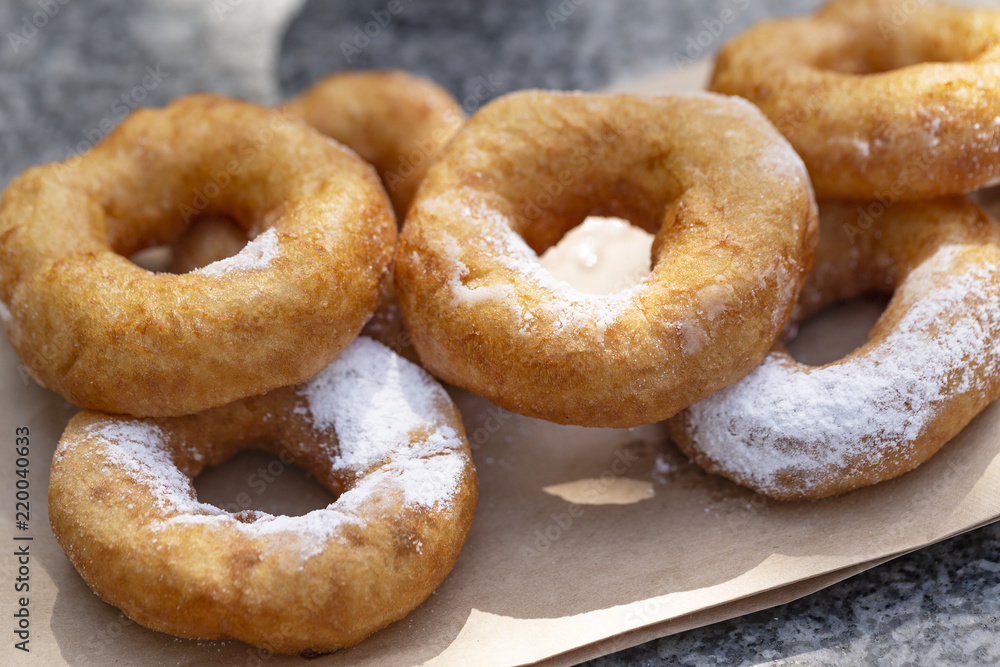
[1,1,998,665]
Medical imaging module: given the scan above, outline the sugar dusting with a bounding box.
[84,421,219,514]
[422,195,650,344]
[74,337,468,559]
[681,245,1000,495]
[194,227,279,277]
[298,336,468,507]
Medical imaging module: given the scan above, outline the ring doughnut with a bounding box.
[709,0,1000,199]
[669,198,1000,500]
[48,336,478,655]
[282,70,465,215]
[395,90,818,427]
[0,94,395,417]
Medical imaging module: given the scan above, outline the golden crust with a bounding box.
[396,90,818,427]
[48,337,478,655]
[0,94,396,417]
[709,0,1000,200]
[282,69,466,215]
[171,215,420,363]
[172,72,463,364]
[670,198,1000,500]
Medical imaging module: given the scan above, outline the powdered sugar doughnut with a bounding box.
[710,0,1000,199]
[48,337,477,655]
[396,90,817,427]
[0,94,395,417]
[670,198,1000,500]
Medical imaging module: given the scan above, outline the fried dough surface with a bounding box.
[49,337,478,654]
[396,90,818,427]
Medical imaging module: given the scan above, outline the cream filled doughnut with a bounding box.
[48,337,477,655]
[670,198,1000,500]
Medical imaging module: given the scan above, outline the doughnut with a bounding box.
[670,198,1000,501]
[0,94,395,417]
[48,336,478,655]
[709,0,1000,200]
[282,69,466,215]
[395,90,818,427]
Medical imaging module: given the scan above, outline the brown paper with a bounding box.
[4,60,1000,667]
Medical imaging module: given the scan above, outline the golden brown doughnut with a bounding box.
[49,337,478,655]
[709,0,1000,200]
[396,90,818,427]
[670,198,1000,500]
[282,69,465,215]
[0,94,395,417]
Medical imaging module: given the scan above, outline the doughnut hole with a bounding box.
[192,448,336,518]
[169,214,249,273]
[125,214,248,274]
[506,136,683,255]
[786,294,888,366]
[126,244,174,272]
[538,215,653,295]
[496,121,684,295]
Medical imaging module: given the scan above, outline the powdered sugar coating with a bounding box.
[297,336,468,506]
[681,245,1000,495]
[69,337,469,558]
[194,227,279,277]
[84,421,216,514]
[423,195,651,345]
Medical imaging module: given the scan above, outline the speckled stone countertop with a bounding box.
[2,1,998,664]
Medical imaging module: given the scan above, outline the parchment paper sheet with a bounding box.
[3,60,1000,667]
